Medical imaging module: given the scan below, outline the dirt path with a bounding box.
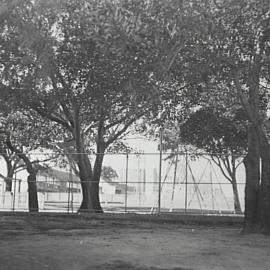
[0,214,269,270]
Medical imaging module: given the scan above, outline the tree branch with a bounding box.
[105,117,138,146]
[5,137,32,170]
[105,114,129,130]
[211,155,232,182]
[34,107,73,132]
[50,73,75,128]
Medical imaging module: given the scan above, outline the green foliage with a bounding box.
[1,0,269,162]
[180,107,247,155]
[101,166,118,182]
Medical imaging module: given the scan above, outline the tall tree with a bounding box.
[1,0,158,212]
[170,0,270,233]
[213,0,270,233]
[1,0,207,212]
[140,0,270,232]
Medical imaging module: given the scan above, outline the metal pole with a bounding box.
[68,167,71,213]
[12,174,17,211]
[125,153,129,213]
[210,162,214,211]
[71,174,74,213]
[158,127,163,214]
[171,150,179,202]
[184,151,188,213]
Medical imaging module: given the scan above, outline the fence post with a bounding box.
[158,127,163,214]
[171,151,179,202]
[12,175,17,211]
[68,167,71,213]
[125,152,129,213]
[71,174,74,213]
[210,161,214,211]
[185,151,188,213]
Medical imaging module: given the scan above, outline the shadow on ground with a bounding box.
[96,260,193,270]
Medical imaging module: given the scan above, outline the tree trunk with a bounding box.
[242,124,260,233]
[5,167,13,192]
[72,107,95,213]
[27,171,39,212]
[231,176,242,214]
[259,142,270,234]
[5,138,39,212]
[91,143,105,213]
[230,155,242,214]
[77,154,94,212]
[236,64,269,233]
[3,155,14,192]
[24,159,39,212]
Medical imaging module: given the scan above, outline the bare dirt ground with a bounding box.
[0,213,269,270]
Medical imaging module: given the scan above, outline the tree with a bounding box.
[101,166,118,182]
[179,107,247,214]
[1,0,207,213]
[0,110,58,212]
[168,0,270,233]
[1,0,161,213]
[136,0,270,232]
[212,0,270,233]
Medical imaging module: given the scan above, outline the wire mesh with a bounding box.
[0,152,246,215]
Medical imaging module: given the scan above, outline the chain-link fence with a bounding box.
[0,152,246,215]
